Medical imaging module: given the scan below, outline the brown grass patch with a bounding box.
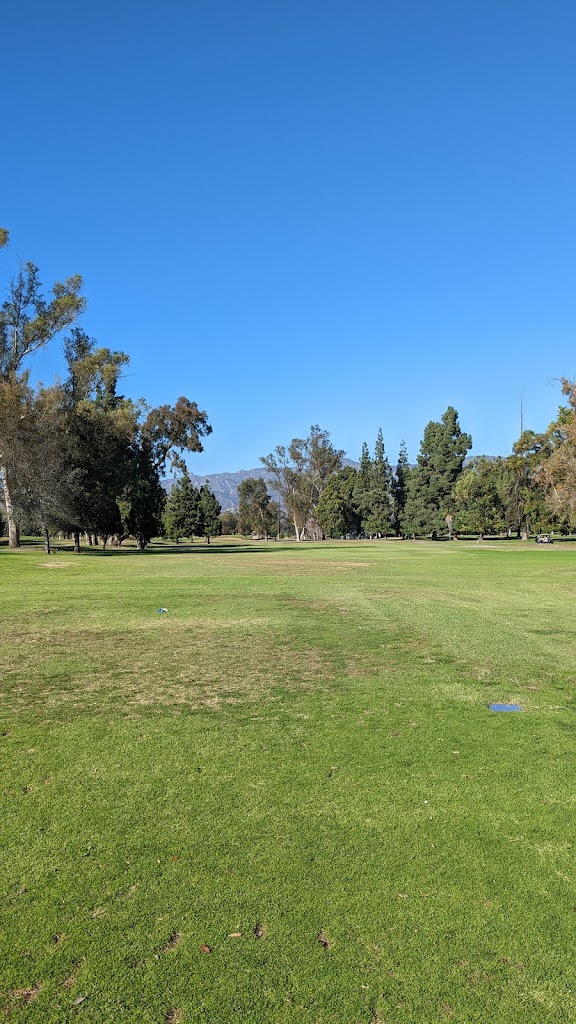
[162,930,182,952]
[0,619,346,715]
[10,983,41,1004]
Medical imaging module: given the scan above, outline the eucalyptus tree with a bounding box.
[316,465,360,538]
[237,476,275,539]
[261,425,343,540]
[0,232,85,545]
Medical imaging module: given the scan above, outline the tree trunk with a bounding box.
[1,467,20,548]
[205,535,210,544]
[73,530,81,553]
[43,525,51,555]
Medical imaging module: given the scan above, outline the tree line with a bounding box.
[236,403,576,542]
[2,228,575,548]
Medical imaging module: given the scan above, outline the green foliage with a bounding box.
[0,261,85,382]
[502,431,554,537]
[118,442,166,549]
[452,457,507,536]
[142,397,212,475]
[198,483,222,542]
[403,406,472,537]
[219,510,238,535]
[392,440,410,535]
[261,425,344,540]
[316,466,360,537]
[353,430,393,537]
[237,476,275,538]
[533,378,576,529]
[163,472,201,542]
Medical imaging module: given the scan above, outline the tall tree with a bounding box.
[261,426,344,540]
[141,397,212,476]
[502,431,554,539]
[237,476,275,539]
[117,440,166,550]
[57,330,135,551]
[392,440,410,536]
[163,472,201,542]
[363,428,392,538]
[534,378,576,530]
[403,407,472,538]
[316,465,360,537]
[0,244,85,545]
[198,484,221,543]
[452,457,507,538]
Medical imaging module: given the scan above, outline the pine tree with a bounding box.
[118,441,166,549]
[197,483,221,543]
[354,432,393,537]
[392,440,410,536]
[163,472,200,542]
[363,428,392,537]
[353,442,372,531]
[403,407,472,538]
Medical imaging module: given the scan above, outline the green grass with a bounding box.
[1,537,575,1023]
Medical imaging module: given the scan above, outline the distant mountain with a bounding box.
[163,458,360,511]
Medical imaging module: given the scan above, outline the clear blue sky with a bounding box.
[3,0,575,473]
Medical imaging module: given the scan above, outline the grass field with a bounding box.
[1,537,575,1023]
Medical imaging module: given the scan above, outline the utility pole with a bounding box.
[520,392,524,436]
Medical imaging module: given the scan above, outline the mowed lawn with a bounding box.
[1,539,575,1023]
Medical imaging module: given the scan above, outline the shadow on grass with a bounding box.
[0,538,286,557]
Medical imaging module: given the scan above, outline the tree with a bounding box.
[198,484,221,543]
[534,379,576,531]
[392,440,410,537]
[261,425,344,540]
[403,407,472,538]
[362,429,392,538]
[163,472,201,542]
[117,440,166,549]
[502,431,554,540]
[0,243,85,546]
[452,457,507,538]
[316,465,360,537]
[0,379,57,551]
[237,476,275,539]
[141,397,212,476]
[56,330,136,551]
[219,510,238,535]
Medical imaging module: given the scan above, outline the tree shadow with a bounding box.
[0,538,284,556]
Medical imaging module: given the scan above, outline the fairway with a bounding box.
[1,539,575,1023]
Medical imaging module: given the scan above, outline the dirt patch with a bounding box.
[9,984,41,1004]
[162,930,182,952]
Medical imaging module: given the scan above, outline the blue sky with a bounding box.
[2,1,575,473]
